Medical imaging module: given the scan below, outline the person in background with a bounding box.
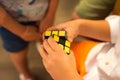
[72,0,116,20]
[0,0,59,80]
[72,0,116,41]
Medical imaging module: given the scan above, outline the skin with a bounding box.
[0,6,41,42]
[0,0,59,79]
[48,19,110,42]
[39,0,59,35]
[0,0,59,41]
[39,37,82,80]
[39,19,111,80]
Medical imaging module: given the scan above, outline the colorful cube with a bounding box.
[44,30,71,55]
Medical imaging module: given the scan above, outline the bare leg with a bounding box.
[9,47,34,80]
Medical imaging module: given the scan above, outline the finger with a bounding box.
[43,39,55,54]
[39,45,47,60]
[67,35,74,42]
[67,32,77,42]
[47,37,63,51]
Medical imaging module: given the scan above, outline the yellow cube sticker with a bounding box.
[53,35,59,42]
[65,40,70,47]
[44,30,70,55]
[52,31,58,35]
[45,31,51,36]
[64,46,70,53]
[59,31,66,36]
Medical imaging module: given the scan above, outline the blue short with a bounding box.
[0,22,37,52]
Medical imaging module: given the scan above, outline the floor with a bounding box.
[0,0,79,80]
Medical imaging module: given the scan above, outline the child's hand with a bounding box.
[21,25,41,42]
[39,37,79,80]
[48,20,81,42]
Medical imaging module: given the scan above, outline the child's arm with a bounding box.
[48,19,111,42]
[45,0,59,19]
[39,0,59,34]
[0,6,26,35]
[0,6,41,41]
[77,19,111,41]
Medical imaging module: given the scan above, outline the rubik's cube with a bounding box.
[44,30,71,55]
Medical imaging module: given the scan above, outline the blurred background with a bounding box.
[0,0,79,80]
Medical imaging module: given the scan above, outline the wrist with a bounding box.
[61,70,82,80]
[74,72,82,80]
[75,19,87,36]
[70,71,82,80]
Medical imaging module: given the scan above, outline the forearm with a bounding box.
[45,0,59,18]
[61,71,82,80]
[77,19,111,41]
[0,6,26,37]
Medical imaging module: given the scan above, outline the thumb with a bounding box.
[67,35,74,42]
[67,32,78,42]
[68,37,73,42]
